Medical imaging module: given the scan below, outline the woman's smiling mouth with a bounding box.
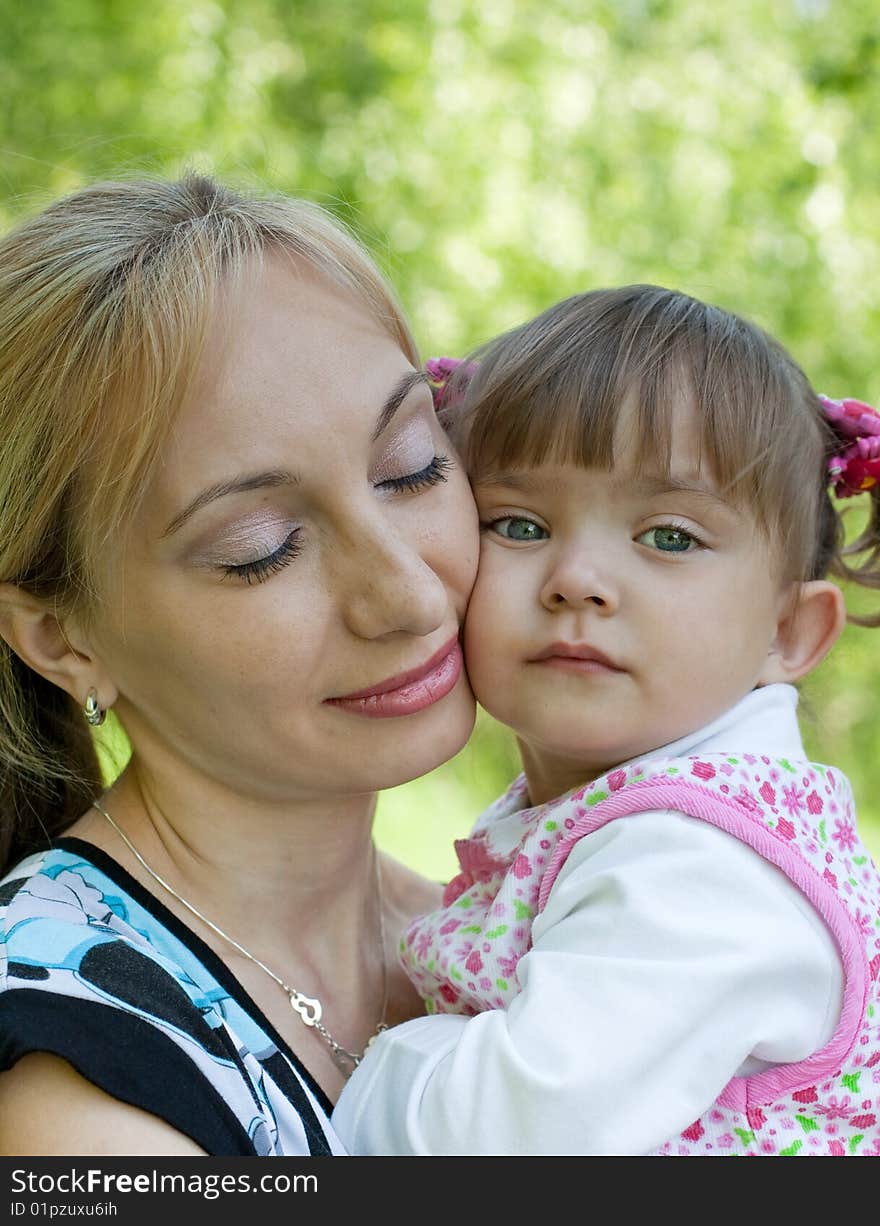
[325,634,463,717]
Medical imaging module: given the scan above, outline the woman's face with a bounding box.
[86,255,479,801]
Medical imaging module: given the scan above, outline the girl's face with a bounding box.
[464,407,791,803]
[85,256,480,801]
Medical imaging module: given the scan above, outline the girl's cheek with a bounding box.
[464,565,493,623]
[462,579,500,662]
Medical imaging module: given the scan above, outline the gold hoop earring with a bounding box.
[83,688,106,727]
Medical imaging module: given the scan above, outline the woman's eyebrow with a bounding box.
[370,370,431,442]
[162,373,429,538]
[161,470,295,538]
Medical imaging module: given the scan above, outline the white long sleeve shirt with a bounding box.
[333,685,844,1155]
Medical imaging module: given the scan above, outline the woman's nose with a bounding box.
[339,521,449,640]
[539,549,619,614]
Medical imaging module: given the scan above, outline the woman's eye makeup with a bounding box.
[210,450,453,585]
[219,528,303,584]
[375,454,453,493]
[371,408,455,493]
[483,515,549,542]
[636,524,702,553]
[203,411,453,585]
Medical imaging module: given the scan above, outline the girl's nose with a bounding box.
[340,521,449,640]
[539,550,619,614]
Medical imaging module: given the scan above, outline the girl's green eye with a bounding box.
[487,516,548,542]
[637,526,698,553]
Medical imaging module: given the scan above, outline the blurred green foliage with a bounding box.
[2,0,878,877]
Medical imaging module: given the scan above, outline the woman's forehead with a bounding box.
[198,257,397,397]
[162,265,407,456]
[127,277,419,542]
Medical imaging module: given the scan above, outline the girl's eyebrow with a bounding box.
[473,470,727,499]
[474,469,741,518]
[472,471,546,493]
[473,470,725,500]
[624,475,745,520]
[624,474,731,505]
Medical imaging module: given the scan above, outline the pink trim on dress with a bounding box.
[537,777,869,1108]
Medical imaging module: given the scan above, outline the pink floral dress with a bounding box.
[401,752,880,1156]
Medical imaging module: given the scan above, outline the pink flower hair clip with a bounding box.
[425,356,477,412]
[820,394,880,498]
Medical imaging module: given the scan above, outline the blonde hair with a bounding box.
[446,284,880,612]
[0,173,419,872]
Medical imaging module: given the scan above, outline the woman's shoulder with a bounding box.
[0,838,250,1064]
[380,850,444,919]
[0,839,341,1155]
[0,839,237,1096]
[1,843,117,962]
[0,1052,205,1156]
[0,840,170,981]
[0,843,222,1153]
[0,840,222,1069]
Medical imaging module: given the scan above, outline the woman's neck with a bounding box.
[64,751,435,1105]
[68,754,380,966]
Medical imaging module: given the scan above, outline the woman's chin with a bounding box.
[363,685,477,789]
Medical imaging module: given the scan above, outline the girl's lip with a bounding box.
[530,641,623,671]
[535,655,622,677]
[324,635,463,718]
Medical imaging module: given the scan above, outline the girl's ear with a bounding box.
[758,580,847,686]
[0,584,117,711]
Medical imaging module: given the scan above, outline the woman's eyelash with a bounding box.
[220,529,303,584]
[217,456,452,585]
[378,454,453,493]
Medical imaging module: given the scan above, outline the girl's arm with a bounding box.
[332,810,842,1155]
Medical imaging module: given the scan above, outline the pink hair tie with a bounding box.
[425,356,476,412]
[820,394,880,498]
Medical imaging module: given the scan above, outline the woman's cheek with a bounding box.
[440,480,481,605]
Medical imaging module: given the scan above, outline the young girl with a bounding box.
[332,285,880,1157]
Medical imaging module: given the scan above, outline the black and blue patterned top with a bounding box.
[0,839,344,1156]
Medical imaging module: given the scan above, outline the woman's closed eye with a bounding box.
[482,515,549,542]
[218,456,454,585]
[635,524,703,554]
[375,454,454,494]
[220,529,303,584]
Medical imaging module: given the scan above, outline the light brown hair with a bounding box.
[0,173,418,873]
[444,284,880,614]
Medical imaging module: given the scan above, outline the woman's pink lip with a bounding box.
[324,635,463,717]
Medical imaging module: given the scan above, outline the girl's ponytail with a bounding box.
[831,487,880,627]
[818,395,880,628]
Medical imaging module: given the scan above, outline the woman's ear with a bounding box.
[0,584,117,711]
[758,580,847,685]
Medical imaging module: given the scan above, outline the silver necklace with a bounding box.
[92,800,388,1076]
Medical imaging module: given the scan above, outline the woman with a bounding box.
[0,175,479,1155]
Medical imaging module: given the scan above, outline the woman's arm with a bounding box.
[0,1053,206,1156]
